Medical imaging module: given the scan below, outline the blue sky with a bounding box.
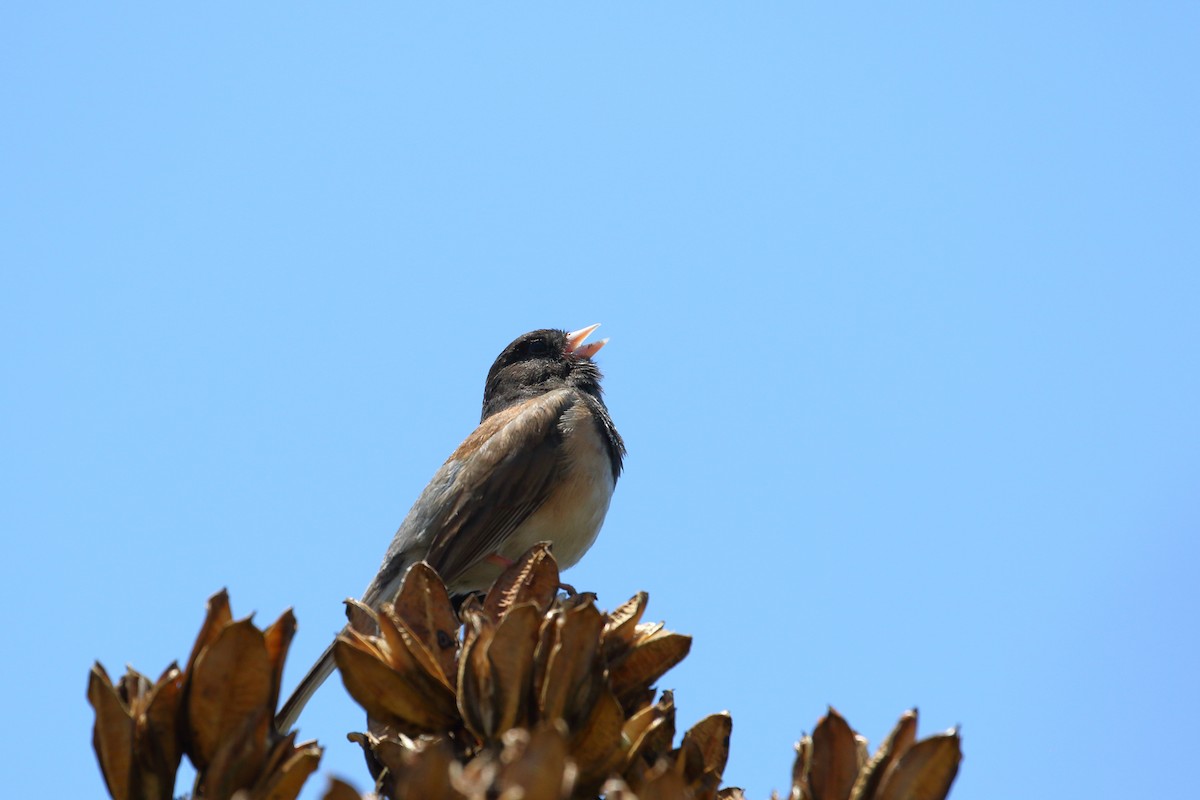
[3,4,1197,798]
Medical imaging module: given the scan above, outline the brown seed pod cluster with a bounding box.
[87,591,320,800]
[85,546,964,800]
[783,708,961,800]
[338,543,735,799]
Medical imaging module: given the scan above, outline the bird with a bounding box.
[275,324,625,731]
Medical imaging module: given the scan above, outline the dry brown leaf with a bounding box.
[849,709,918,800]
[496,724,575,800]
[629,759,690,800]
[809,708,860,800]
[252,731,300,795]
[134,664,185,797]
[391,561,460,684]
[334,637,458,731]
[343,598,378,636]
[483,542,561,621]
[370,612,407,671]
[321,777,365,800]
[607,630,692,710]
[537,600,604,725]
[874,729,962,800]
[530,612,556,712]
[199,708,271,800]
[791,735,813,800]
[252,739,323,800]
[115,667,152,712]
[642,690,678,761]
[377,605,455,693]
[185,589,233,675]
[675,735,708,788]
[263,610,296,715]
[456,608,498,739]
[570,686,626,793]
[381,736,463,800]
[619,697,658,752]
[485,602,542,733]
[681,712,733,782]
[187,619,274,770]
[88,664,135,800]
[602,592,648,661]
[337,628,384,658]
[620,689,678,782]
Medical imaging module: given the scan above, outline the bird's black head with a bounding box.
[481,325,607,421]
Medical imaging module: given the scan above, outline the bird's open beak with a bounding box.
[565,323,608,359]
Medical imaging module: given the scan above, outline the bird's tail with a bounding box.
[275,642,337,732]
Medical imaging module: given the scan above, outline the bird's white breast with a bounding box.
[506,400,615,568]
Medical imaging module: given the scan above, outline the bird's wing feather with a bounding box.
[361,388,573,605]
[425,389,573,584]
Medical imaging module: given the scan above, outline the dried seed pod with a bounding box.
[482,542,561,621]
[607,625,692,713]
[536,598,605,726]
[344,598,379,637]
[377,605,457,698]
[626,756,690,800]
[791,734,814,800]
[186,619,274,771]
[93,549,952,800]
[484,603,542,734]
[603,592,649,658]
[390,562,460,683]
[334,631,458,732]
[263,610,297,715]
[184,589,233,676]
[808,707,860,800]
[88,662,184,800]
[621,690,677,774]
[456,601,543,741]
[680,712,733,788]
[245,731,323,800]
[381,736,462,800]
[455,607,498,740]
[874,728,962,800]
[322,777,367,800]
[495,723,576,800]
[849,709,918,800]
[569,686,626,793]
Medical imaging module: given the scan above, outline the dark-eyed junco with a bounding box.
[275,324,624,731]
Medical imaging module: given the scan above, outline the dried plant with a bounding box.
[87,546,963,800]
[88,591,321,800]
[782,707,961,800]
[339,543,716,799]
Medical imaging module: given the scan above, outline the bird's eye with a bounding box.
[526,339,549,356]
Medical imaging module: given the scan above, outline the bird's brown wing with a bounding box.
[418,388,574,588]
[280,394,571,732]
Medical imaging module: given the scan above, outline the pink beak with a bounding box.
[565,323,608,359]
